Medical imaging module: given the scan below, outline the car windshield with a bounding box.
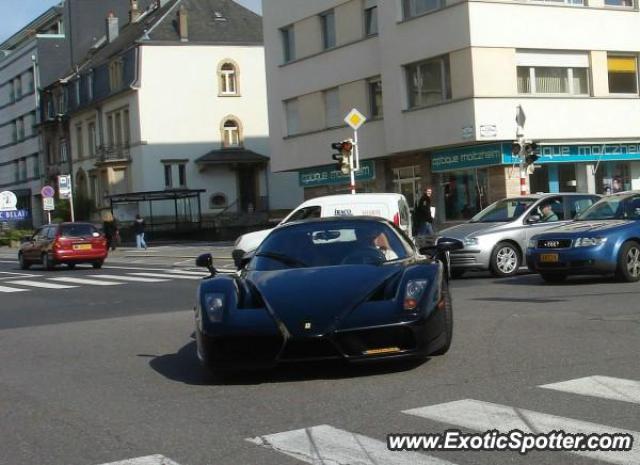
[60,224,97,237]
[470,198,536,223]
[251,220,410,270]
[575,194,640,221]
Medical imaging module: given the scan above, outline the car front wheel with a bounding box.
[430,282,453,356]
[490,242,521,278]
[616,241,640,283]
[18,253,30,270]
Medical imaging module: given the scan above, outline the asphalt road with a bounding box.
[0,254,639,465]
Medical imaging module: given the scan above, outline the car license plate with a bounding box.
[540,253,559,263]
[73,244,92,250]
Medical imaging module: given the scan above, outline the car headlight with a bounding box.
[528,239,537,249]
[574,237,608,248]
[203,292,225,322]
[404,279,429,311]
[464,237,479,247]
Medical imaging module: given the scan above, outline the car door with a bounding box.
[524,196,568,242]
[26,226,48,260]
[21,228,41,260]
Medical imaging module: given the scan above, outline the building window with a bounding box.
[15,77,22,99]
[87,72,94,101]
[16,119,24,141]
[320,10,336,49]
[402,0,443,19]
[219,62,238,95]
[605,0,634,6]
[107,114,115,146]
[405,55,451,108]
[76,124,84,160]
[284,98,299,136]
[109,58,123,92]
[608,55,638,94]
[368,77,383,118]
[74,79,80,106]
[88,121,97,157]
[60,139,68,163]
[123,109,130,146]
[364,3,378,36]
[392,165,422,209]
[281,25,295,63]
[27,71,35,94]
[164,164,173,188]
[324,87,340,128]
[222,119,241,147]
[210,192,227,208]
[517,66,589,95]
[178,164,187,187]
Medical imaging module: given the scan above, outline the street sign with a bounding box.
[41,185,55,198]
[58,175,72,199]
[43,197,55,211]
[0,191,18,212]
[344,108,367,131]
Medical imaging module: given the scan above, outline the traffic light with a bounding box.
[524,142,540,167]
[331,140,353,175]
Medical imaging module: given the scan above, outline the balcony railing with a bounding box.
[96,144,131,163]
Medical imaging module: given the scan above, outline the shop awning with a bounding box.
[195,148,269,166]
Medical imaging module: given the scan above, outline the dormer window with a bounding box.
[219,62,238,96]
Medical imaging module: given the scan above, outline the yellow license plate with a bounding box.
[73,244,92,250]
[540,253,559,263]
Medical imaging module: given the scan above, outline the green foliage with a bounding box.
[51,192,94,222]
[0,228,33,247]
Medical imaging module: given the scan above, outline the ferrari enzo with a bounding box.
[193,217,462,371]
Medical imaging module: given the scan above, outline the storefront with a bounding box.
[298,160,379,199]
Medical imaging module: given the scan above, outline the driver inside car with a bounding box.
[539,202,559,222]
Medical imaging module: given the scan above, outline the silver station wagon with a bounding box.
[439,193,601,278]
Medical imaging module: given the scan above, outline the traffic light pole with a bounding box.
[350,130,359,194]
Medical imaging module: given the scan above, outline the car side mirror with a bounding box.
[195,253,217,277]
[527,214,541,224]
[239,251,255,270]
[21,235,32,244]
[418,237,464,255]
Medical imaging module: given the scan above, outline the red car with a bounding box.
[18,222,108,270]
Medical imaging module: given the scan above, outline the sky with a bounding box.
[0,0,262,43]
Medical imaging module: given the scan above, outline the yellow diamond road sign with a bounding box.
[345,108,367,131]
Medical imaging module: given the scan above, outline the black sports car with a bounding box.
[194,217,462,371]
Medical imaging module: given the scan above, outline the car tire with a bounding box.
[615,241,640,283]
[42,253,54,271]
[92,261,103,269]
[430,282,453,356]
[450,269,465,279]
[67,263,76,270]
[490,242,521,278]
[18,253,30,270]
[540,273,567,284]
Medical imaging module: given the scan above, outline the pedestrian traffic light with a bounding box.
[331,140,353,175]
[524,142,540,167]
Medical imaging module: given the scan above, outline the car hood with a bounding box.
[439,222,507,239]
[247,265,402,337]
[540,220,634,235]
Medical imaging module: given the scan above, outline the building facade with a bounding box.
[263,0,640,223]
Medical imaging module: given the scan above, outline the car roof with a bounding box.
[296,193,405,208]
[279,215,392,229]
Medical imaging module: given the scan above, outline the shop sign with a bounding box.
[0,191,18,212]
[299,160,376,187]
[502,143,640,165]
[0,209,30,221]
[432,144,503,173]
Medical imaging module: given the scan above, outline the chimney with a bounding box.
[178,4,188,42]
[106,12,119,43]
[129,0,141,23]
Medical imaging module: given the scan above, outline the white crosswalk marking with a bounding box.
[7,280,77,289]
[95,455,182,465]
[247,424,456,465]
[404,399,640,465]
[48,277,123,286]
[92,275,169,283]
[540,376,640,405]
[167,269,209,276]
[130,272,202,280]
[0,285,28,293]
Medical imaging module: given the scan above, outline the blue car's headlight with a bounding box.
[574,237,608,248]
[404,279,428,311]
[203,292,225,322]
[528,239,537,249]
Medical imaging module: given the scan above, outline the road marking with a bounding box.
[403,399,640,465]
[540,376,640,405]
[92,275,169,283]
[130,272,202,280]
[0,285,28,293]
[48,277,123,286]
[166,269,209,276]
[247,424,456,465]
[95,455,182,465]
[7,280,77,289]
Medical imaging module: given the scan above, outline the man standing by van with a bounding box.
[414,186,435,236]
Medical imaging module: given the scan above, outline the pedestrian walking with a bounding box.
[102,211,119,251]
[134,214,147,249]
[413,186,435,236]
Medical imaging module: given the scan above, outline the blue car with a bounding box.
[193,217,462,372]
[527,192,640,283]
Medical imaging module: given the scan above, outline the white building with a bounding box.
[264,0,640,223]
[43,0,301,231]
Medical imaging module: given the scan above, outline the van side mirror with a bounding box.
[20,235,32,244]
[196,253,217,277]
[527,214,541,224]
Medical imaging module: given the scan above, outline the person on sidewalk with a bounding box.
[103,211,119,251]
[413,186,435,236]
[133,214,148,249]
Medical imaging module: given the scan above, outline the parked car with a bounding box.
[18,222,108,270]
[439,193,601,278]
[194,216,462,372]
[232,193,413,269]
[527,191,640,283]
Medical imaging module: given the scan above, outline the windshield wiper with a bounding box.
[255,252,309,268]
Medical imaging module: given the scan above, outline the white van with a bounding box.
[232,193,413,268]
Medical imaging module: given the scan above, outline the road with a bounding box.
[0,250,639,465]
